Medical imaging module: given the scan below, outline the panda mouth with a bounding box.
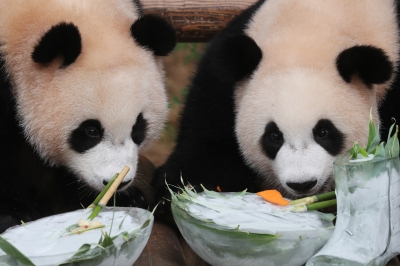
[102,180,132,191]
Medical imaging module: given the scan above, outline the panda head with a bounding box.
[231,36,394,198]
[0,0,176,191]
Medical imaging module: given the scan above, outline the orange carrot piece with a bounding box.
[257,190,290,206]
[216,186,221,192]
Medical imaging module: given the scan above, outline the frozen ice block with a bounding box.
[307,156,400,266]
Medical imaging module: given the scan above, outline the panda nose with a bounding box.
[286,180,317,192]
[102,180,131,190]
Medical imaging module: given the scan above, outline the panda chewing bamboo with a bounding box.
[153,0,400,216]
[0,0,176,233]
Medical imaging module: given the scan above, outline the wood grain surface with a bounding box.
[141,0,257,42]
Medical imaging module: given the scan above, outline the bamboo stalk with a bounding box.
[87,173,118,209]
[289,191,336,206]
[88,166,130,220]
[290,199,337,213]
[306,199,337,212]
[315,191,336,202]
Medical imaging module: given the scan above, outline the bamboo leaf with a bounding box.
[100,232,114,249]
[358,146,369,158]
[373,143,386,158]
[0,235,35,266]
[349,141,359,159]
[73,244,91,257]
[367,123,380,153]
[365,112,376,152]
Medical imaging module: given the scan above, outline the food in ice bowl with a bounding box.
[0,207,153,266]
[170,187,335,266]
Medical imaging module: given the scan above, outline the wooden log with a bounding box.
[141,0,257,42]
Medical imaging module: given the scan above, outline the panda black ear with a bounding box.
[336,45,393,86]
[217,34,262,81]
[32,22,82,67]
[131,15,176,56]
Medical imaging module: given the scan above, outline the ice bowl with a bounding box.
[0,207,153,266]
[171,189,335,266]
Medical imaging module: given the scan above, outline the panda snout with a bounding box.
[102,179,132,191]
[286,180,317,192]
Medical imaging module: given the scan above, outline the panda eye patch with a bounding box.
[69,119,104,153]
[131,113,148,145]
[313,119,344,156]
[261,122,284,160]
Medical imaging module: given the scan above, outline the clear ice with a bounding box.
[307,155,400,266]
[172,192,334,266]
[0,207,153,266]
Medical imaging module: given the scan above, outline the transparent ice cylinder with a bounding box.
[307,156,400,266]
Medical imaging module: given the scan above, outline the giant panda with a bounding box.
[152,0,400,219]
[0,0,176,232]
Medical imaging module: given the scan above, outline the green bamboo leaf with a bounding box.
[387,125,399,157]
[73,244,91,257]
[59,247,103,264]
[118,213,129,230]
[0,235,35,266]
[367,124,380,153]
[349,141,359,159]
[100,232,114,249]
[392,127,399,157]
[373,142,386,158]
[358,146,369,158]
[365,113,376,152]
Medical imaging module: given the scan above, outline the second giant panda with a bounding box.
[152,0,400,217]
[0,0,176,232]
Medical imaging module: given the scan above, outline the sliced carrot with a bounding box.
[257,190,290,206]
[216,186,221,192]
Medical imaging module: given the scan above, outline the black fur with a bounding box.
[213,34,262,81]
[336,45,393,86]
[32,22,82,67]
[69,119,104,153]
[131,15,177,56]
[313,119,345,156]
[261,122,284,160]
[132,0,143,16]
[380,77,400,139]
[131,113,147,145]
[151,0,267,223]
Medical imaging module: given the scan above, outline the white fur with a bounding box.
[68,139,139,190]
